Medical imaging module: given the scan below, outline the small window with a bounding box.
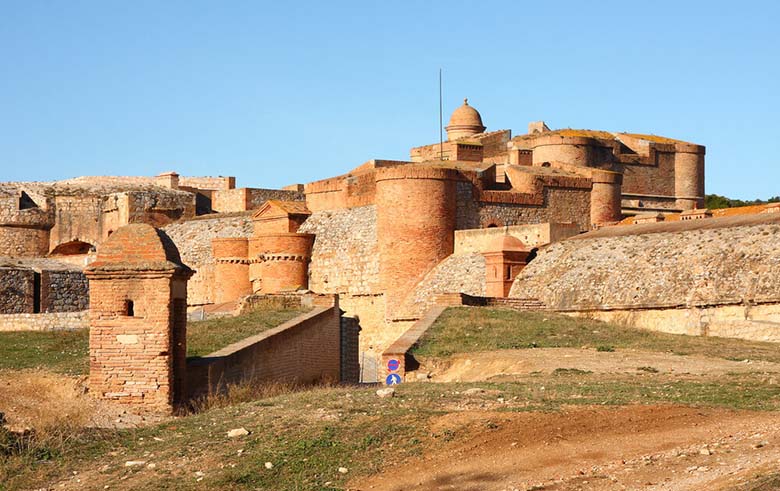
[125,300,135,317]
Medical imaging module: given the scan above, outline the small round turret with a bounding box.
[445,98,486,141]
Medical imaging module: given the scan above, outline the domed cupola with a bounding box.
[445,98,486,141]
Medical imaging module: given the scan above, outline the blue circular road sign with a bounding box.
[386,373,402,386]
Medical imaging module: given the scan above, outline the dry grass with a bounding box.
[0,370,103,484]
[186,378,307,414]
[413,307,780,364]
[0,370,93,433]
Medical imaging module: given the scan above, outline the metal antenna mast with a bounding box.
[439,68,443,160]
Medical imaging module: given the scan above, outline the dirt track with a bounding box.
[430,348,780,383]
[355,405,780,491]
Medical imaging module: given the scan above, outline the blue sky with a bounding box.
[1,1,778,199]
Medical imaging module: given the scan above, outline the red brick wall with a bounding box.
[674,145,705,209]
[376,167,458,316]
[620,151,676,197]
[250,233,314,293]
[304,173,377,212]
[88,275,180,411]
[87,224,190,413]
[187,304,341,398]
[212,238,252,303]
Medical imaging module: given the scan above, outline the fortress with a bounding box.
[0,98,729,382]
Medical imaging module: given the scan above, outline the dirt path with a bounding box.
[427,348,780,383]
[354,405,780,491]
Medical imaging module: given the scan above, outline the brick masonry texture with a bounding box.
[187,301,342,398]
[163,214,253,305]
[86,224,191,412]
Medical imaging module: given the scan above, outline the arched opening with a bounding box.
[50,240,94,256]
[487,223,499,228]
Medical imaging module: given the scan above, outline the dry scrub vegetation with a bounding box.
[2,308,780,490]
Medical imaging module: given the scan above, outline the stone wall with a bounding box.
[178,176,235,191]
[0,311,88,332]
[570,304,780,343]
[510,217,780,341]
[212,188,304,213]
[453,222,580,254]
[0,267,35,314]
[298,206,380,295]
[0,226,50,257]
[401,253,486,319]
[162,214,254,306]
[41,270,89,312]
[477,187,592,231]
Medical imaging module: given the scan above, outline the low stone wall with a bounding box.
[380,306,447,382]
[0,267,35,314]
[41,270,89,312]
[568,302,780,343]
[187,301,342,398]
[0,311,88,331]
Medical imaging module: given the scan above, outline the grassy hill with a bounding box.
[2,307,780,490]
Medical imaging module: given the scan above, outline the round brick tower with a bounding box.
[532,135,613,168]
[212,238,252,303]
[249,233,314,294]
[590,169,623,227]
[375,166,459,316]
[674,142,706,210]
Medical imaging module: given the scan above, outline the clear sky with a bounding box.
[1,1,778,199]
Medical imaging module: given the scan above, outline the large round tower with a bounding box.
[375,166,459,316]
[531,135,614,168]
[674,143,705,210]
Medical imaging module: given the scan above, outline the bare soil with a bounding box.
[355,349,780,491]
[356,405,780,491]
[427,348,780,383]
